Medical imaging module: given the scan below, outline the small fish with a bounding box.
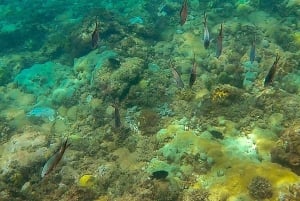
[216,23,223,58]
[108,58,121,69]
[170,61,184,89]
[91,20,100,49]
[189,53,197,88]
[250,36,256,64]
[203,12,210,49]
[113,100,121,129]
[41,139,71,178]
[264,54,280,87]
[180,0,188,26]
[151,170,168,180]
[210,130,224,140]
[26,107,55,121]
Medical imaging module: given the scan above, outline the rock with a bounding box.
[271,124,300,175]
[0,129,47,177]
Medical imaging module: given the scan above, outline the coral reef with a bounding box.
[278,183,300,201]
[210,84,242,105]
[248,176,273,199]
[181,188,210,201]
[271,124,300,175]
[14,61,79,107]
[242,61,260,90]
[0,65,12,86]
[78,174,96,187]
[0,116,14,143]
[93,56,145,100]
[126,66,171,107]
[1,0,300,200]
[138,109,161,135]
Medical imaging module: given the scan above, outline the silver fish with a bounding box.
[203,12,210,49]
[169,60,184,89]
[41,139,70,178]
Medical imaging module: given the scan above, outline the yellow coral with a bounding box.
[236,3,254,14]
[78,174,95,187]
[211,88,229,102]
[11,172,23,185]
[94,195,109,201]
[293,32,300,48]
[287,0,300,7]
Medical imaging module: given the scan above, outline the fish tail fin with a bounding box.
[203,12,208,26]
[63,136,71,148]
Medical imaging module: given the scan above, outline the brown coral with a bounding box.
[248,176,273,199]
[271,124,300,175]
[182,189,210,201]
[138,109,160,135]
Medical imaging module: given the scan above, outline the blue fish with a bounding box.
[27,107,55,121]
[129,16,144,25]
[250,37,256,64]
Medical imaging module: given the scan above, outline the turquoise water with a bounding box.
[1,0,300,200]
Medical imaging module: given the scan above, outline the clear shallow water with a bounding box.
[0,0,300,200]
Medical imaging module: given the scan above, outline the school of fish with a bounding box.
[175,0,280,90]
[41,0,281,180]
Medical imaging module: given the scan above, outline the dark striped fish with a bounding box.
[41,139,70,178]
[189,53,197,88]
[113,100,121,129]
[264,54,280,87]
[203,12,210,49]
[170,62,184,89]
[180,0,188,26]
[250,37,256,64]
[91,20,100,49]
[216,23,223,58]
[151,170,168,180]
